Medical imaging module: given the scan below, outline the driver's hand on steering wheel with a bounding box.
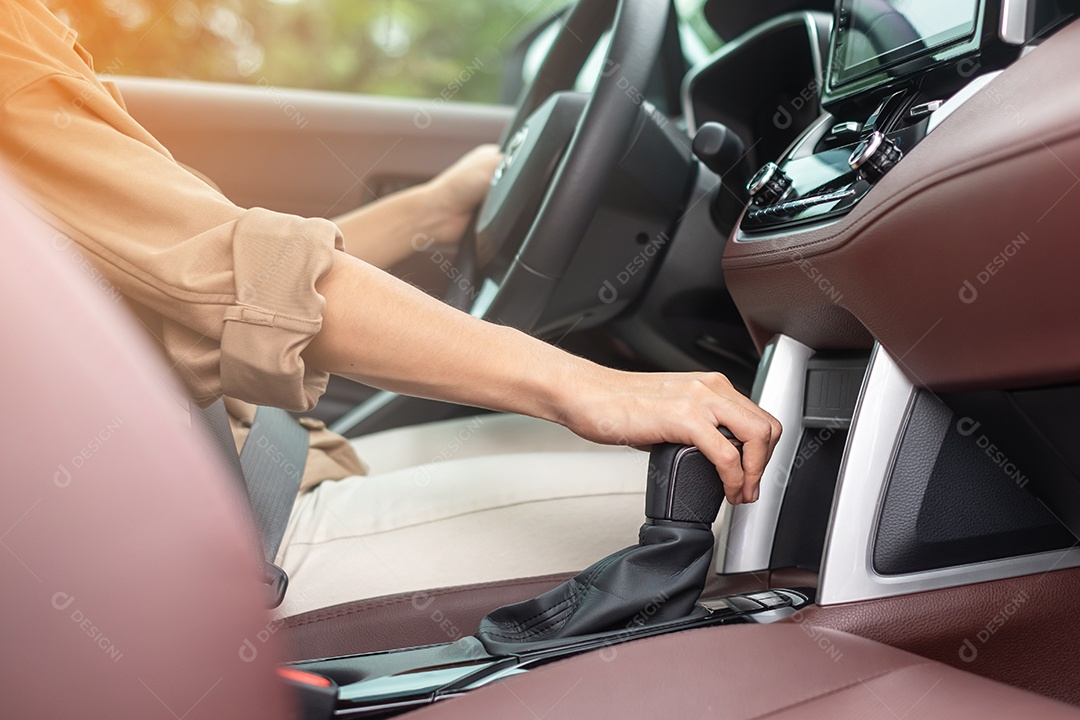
[558,366,782,506]
[333,144,501,270]
[425,144,501,244]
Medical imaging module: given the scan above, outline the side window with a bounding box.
[44,0,555,103]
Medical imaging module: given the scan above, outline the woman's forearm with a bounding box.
[334,185,447,270]
[303,253,783,506]
[304,252,572,421]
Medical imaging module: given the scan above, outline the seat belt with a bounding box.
[193,399,309,607]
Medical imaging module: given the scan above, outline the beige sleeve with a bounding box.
[0,71,345,411]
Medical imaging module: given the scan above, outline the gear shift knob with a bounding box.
[645,428,739,527]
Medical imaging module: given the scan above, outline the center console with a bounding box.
[711,0,1080,653]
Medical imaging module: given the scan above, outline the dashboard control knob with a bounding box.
[849,131,903,181]
[746,162,793,206]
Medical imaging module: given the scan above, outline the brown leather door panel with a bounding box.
[724,18,1080,391]
[115,77,510,220]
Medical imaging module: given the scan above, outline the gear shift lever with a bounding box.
[476,432,738,653]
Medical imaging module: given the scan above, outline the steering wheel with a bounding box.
[444,0,671,334]
[333,0,671,438]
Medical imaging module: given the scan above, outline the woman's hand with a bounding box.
[556,365,782,506]
[335,144,501,269]
[423,143,502,245]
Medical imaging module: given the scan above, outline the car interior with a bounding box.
[6,0,1080,717]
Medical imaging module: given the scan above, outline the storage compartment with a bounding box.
[771,352,866,572]
[873,390,1077,575]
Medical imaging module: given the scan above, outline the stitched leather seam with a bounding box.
[749,661,939,720]
[482,552,627,641]
[486,584,583,633]
[481,590,584,641]
[282,574,573,627]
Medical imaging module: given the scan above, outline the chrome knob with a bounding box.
[746,162,794,206]
[849,131,903,181]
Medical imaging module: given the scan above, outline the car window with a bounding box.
[46,0,556,103]
[46,0,721,103]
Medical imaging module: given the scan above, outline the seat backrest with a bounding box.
[0,181,289,719]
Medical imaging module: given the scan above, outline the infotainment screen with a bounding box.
[830,0,981,86]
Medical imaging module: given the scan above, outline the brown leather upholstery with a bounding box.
[281,573,575,660]
[410,623,1080,720]
[784,567,1080,706]
[724,17,1080,392]
[0,185,290,718]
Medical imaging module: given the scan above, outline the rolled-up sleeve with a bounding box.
[0,68,343,410]
[219,209,339,409]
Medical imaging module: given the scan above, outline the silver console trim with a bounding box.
[926,71,1004,135]
[1000,0,1030,45]
[817,345,1080,605]
[717,335,814,573]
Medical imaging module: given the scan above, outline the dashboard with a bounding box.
[678,0,1080,393]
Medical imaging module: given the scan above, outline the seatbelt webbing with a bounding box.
[239,405,309,562]
[194,400,309,563]
[195,398,248,487]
